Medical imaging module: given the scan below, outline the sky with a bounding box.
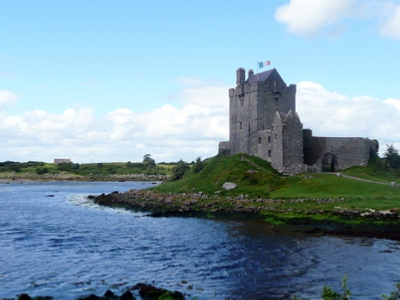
[1,0,400,163]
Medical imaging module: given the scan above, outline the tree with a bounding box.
[170,159,190,181]
[192,156,204,173]
[142,154,155,167]
[370,139,379,158]
[383,144,400,170]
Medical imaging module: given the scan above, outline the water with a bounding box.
[1,181,400,299]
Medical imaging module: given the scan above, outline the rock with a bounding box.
[222,182,237,190]
[77,294,100,300]
[120,290,135,300]
[132,283,184,300]
[391,182,397,187]
[103,290,118,299]
[18,294,32,300]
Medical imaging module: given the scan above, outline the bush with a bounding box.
[192,157,204,173]
[170,159,190,181]
[35,167,49,175]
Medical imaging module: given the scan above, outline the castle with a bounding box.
[218,68,378,174]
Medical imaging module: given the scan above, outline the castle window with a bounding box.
[275,97,279,106]
[274,134,277,139]
[258,137,261,144]
[268,136,271,143]
[240,99,243,107]
[268,150,271,157]
[239,122,242,130]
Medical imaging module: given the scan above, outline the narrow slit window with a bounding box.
[258,137,261,144]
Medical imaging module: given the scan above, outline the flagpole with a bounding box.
[257,61,259,82]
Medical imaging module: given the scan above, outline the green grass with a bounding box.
[270,173,400,198]
[0,161,176,177]
[150,154,400,214]
[152,153,295,198]
[341,157,399,182]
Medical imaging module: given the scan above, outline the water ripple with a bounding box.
[1,182,400,299]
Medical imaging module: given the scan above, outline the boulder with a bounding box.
[120,290,135,300]
[222,182,237,190]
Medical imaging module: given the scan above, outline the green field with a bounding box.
[0,160,176,177]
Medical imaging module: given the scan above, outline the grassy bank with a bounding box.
[135,154,400,238]
[152,154,298,198]
[151,154,400,205]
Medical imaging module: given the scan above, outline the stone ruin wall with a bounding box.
[270,113,284,173]
[218,141,230,156]
[303,131,375,172]
[281,113,306,174]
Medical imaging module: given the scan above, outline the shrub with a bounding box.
[170,159,190,181]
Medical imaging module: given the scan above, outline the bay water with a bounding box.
[1,181,399,299]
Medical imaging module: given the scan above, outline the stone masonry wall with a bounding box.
[218,141,230,156]
[271,113,283,172]
[250,129,272,162]
[304,135,374,171]
[280,112,305,174]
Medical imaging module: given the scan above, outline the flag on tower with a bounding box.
[258,60,271,68]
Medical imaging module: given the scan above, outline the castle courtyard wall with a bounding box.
[304,136,373,171]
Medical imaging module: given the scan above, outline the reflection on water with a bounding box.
[1,182,400,299]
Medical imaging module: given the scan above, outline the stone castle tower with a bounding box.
[219,68,377,174]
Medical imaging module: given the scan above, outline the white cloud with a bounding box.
[297,81,400,153]
[275,0,357,37]
[380,4,400,39]
[0,90,20,111]
[275,0,400,39]
[2,78,399,163]
[0,80,229,163]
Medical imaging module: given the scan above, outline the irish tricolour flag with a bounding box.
[258,61,271,68]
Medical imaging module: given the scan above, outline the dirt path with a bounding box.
[329,172,396,186]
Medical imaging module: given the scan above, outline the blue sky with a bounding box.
[1,0,400,163]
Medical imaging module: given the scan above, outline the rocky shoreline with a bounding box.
[12,283,185,300]
[93,189,400,240]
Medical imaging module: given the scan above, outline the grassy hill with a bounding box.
[152,154,400,212]
[153,154,295,197]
